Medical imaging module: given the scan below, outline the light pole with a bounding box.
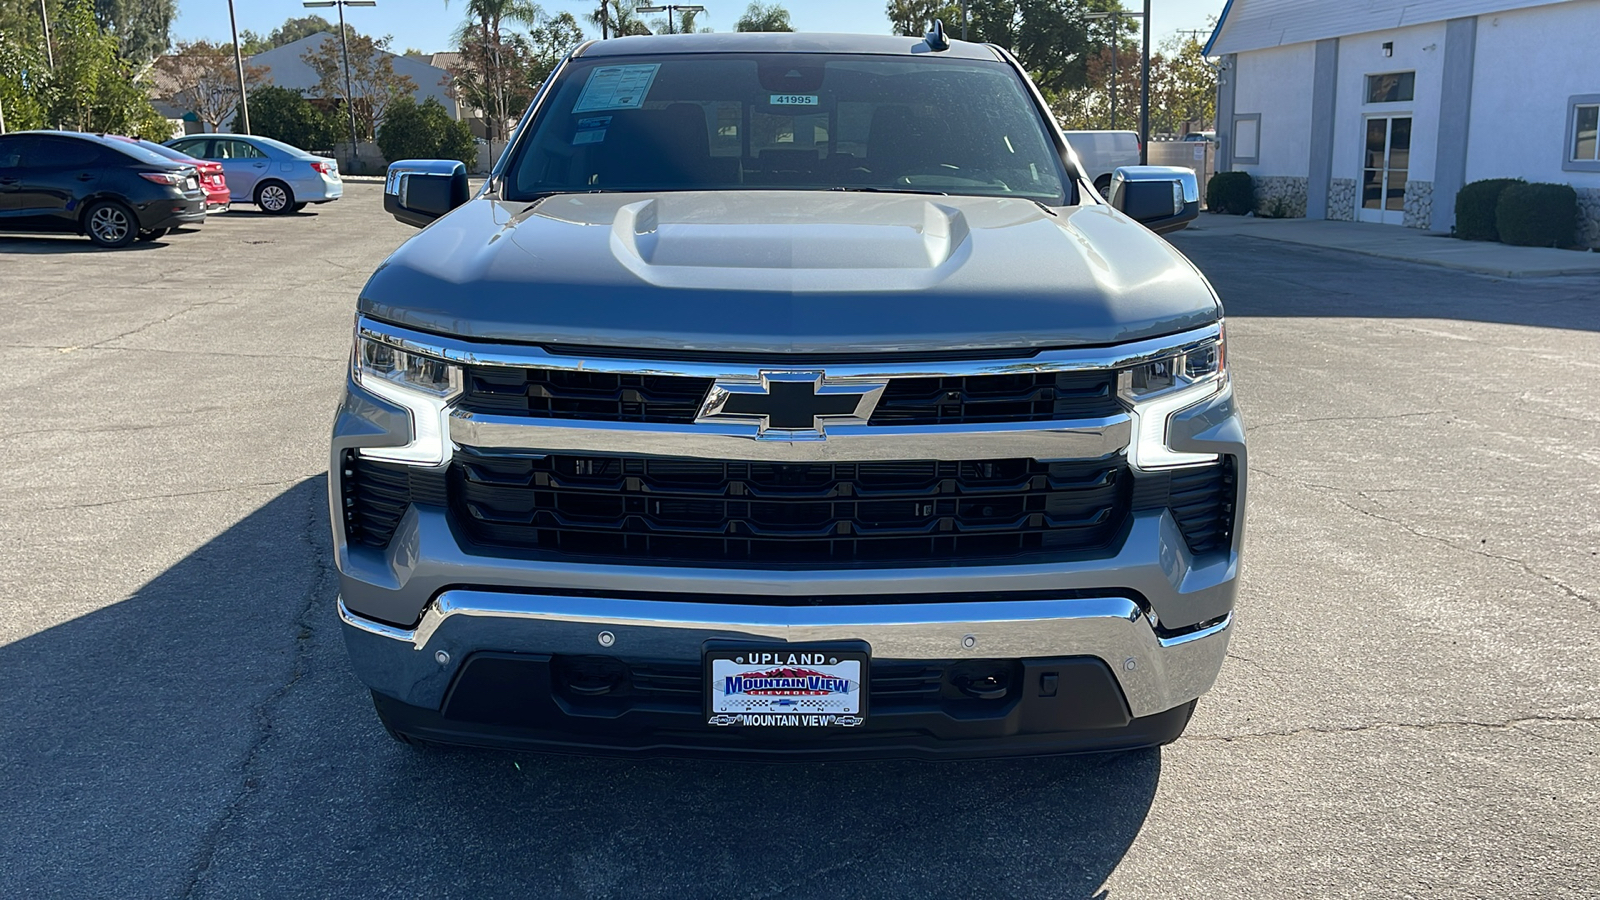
[304,0,377,167]
[635,4,705,34]
[228,0,251,133]
[38,0,54,69]
[1084,7,1145,133]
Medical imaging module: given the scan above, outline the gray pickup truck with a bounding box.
[332,28,1245,759]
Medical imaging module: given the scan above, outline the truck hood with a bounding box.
[359,190,1219,354]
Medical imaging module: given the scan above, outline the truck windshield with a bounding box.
[503,53,1069,204]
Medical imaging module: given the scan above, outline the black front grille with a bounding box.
[340,451,447,548]
[868,371,1119,425]
[1169,457,1238,554]
[457,366,1122,426]
[551,656,1013,707]
[451,453,1129,564]
[460,367,713,421]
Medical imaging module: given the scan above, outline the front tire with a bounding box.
[136,228,168,242]
[256,180,294,215]
[1094,174,1113,196]
[83,200,138,248]
[293,202,308,212]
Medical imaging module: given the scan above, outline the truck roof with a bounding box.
[576,32,1003,61]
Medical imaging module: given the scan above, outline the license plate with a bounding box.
[186,177,197,190]
[705,647,866,728]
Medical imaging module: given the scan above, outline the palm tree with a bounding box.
[734,2,793,32]
[587,0,650,38]
[446,0,544,139]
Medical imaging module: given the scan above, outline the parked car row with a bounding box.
[0,130,342,248]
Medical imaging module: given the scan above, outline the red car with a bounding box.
[103,135,230,212]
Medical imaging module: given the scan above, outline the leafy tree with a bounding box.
[886,0,958,36]
[13,0,169,137]
[734,2,793,32]
[239,85,341,150]
[447,0,543,139]
[0,25,50,131]
[526,11,585,86]
[155,39,267,132]
[92,0,175,63]
[300,31,416,141]
[377,95,475,164]
[1148,34,1215,135]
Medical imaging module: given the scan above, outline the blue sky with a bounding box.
[173,0,1225,55]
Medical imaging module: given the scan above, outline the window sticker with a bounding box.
[573,64,661,112]
[577,116,612,129]
[770,94,819,106]
[573,129,607,145]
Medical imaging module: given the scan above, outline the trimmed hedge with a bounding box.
[377,97,476,168]
[1495,182,1579,248]
[1206,171,1255,215]
[1454,178,1521,241]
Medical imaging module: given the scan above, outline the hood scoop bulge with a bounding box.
[606,195,972,292]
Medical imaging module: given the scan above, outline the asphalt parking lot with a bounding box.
[3,187,1598,899]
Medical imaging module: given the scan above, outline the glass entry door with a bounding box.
[1359,116,1411,224]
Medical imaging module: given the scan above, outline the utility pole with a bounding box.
[1140,0,1150,164]
[636,4,704,34]
[1085,4,1150,159]
[38,0,54,69]
[228,0,251,133]
[961,0,968,41]
[304,1,377,168]
[1139,0,1152,162]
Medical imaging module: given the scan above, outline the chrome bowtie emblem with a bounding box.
[697,372,886,438]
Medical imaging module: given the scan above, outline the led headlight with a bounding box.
[1119,329,1226,469]
[353,335,461,465]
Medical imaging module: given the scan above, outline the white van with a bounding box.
[1060,130,1142,195]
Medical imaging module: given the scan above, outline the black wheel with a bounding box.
[136,227,168,242]
[256,180,294,215]
[1094,174,1113,196]
[292,202,308,212]
[83,200,138,248]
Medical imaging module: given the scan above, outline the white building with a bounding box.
[247,33,459,121]
[1207,0,1600,245]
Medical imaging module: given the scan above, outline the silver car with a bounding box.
[164,134,343,214]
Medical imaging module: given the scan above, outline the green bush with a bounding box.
[1495,182,1579,248]
[1454,178,1522,241]
[240,86,340,152]
[377,97,476,167]
[1206,172,1254,215]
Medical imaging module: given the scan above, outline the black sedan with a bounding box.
[0,130,206,248]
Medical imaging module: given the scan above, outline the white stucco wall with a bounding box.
[1229,42,1316,176]
[1330,20,1448,188]
[1466,0,1600,187]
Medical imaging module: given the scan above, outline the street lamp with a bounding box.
[228,0,251,134]
[635,4,705,34]
[304,0,378,168]
[1085,1,1152,164]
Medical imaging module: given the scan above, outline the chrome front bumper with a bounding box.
[340,590,1232,719]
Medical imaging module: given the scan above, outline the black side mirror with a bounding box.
[384,160,469,228]
[1107,166,1201,235]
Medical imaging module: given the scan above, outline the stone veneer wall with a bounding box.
[1327,178,1356,221]
[1578,188,1600,249]
[1402,181,1434,229]
[1253,176,1309,218]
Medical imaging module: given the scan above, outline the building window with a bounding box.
[1365,72,1415,104]
[1567,95,1600,172]
[1232,113,1260,165]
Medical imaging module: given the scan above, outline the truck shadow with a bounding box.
[1172,233,1600,333]
[0,478,1157,899]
